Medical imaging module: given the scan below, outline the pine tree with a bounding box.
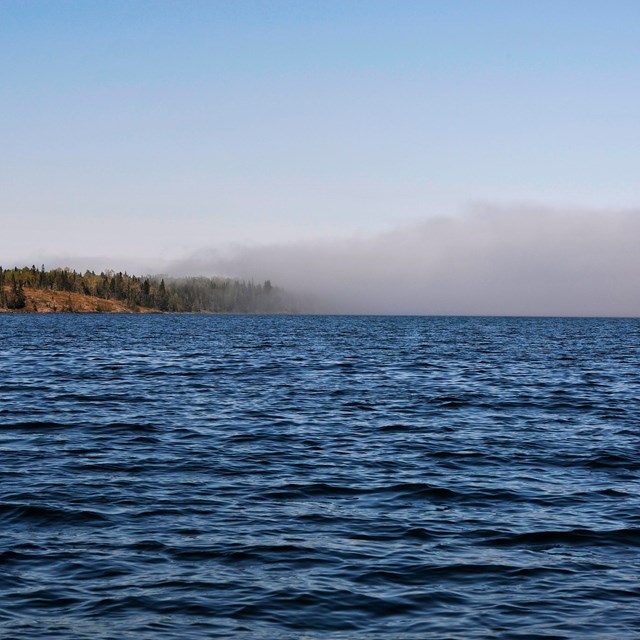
[0,267,5,308]
[158,279,169,311]
[7,274,26,309]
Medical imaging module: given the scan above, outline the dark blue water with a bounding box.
[1,315,639,639]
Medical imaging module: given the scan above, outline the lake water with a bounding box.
[1,315,639,639]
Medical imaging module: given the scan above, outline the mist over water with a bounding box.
[12,206,639,317]
[170,206,640,316]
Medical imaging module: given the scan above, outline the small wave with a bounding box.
[0,421,72,430]
[9,590,82,609]
[85,594,214,616]
[103,422,159,433]
[379,423,414,432]
[261,482,366,499]
[0,502,110,525]
[585,453,639,469]
[353,563,563,585]
[485,527,640,548]
[429,395,474,408]
[231,588,419,625]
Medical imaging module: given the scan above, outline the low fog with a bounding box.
[169,206,640,317]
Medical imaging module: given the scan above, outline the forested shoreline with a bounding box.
[0,266,292,313]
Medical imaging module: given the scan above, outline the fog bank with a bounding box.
[170,206,640,316]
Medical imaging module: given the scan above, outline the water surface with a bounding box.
[1,315,639,638]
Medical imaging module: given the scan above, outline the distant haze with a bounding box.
[168,206,640,317]
[2,3,640,315]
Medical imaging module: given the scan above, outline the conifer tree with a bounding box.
[0,267,5,308]
[7,274,26,309]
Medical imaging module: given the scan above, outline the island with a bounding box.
[0,266,291,313]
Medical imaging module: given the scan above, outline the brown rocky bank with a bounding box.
[0,287,156,313]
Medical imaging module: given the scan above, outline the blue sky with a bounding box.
[2,1,639,267]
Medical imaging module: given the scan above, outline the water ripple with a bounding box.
[1,315,639,638]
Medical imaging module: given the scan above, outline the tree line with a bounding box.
[0,265,291,313]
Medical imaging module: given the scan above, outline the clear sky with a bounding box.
[1,1,639,273]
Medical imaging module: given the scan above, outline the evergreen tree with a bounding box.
[7,274,26,309]
[158,279,169,311]
[0,267,5,308]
